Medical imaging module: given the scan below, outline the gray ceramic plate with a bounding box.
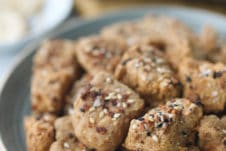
[1,6,226,151]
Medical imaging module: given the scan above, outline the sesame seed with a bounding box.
[132,124,137,129]
[63,142,70,148]
[213,71,223,79]
[157,67,167,73]
[117,102,121,107]
[96,127,107,134]
[160,80,169,88]
[89,107,95,112]
[152,135,159,142]
[68,108,74,114]
[89,117,95,124]
[106,77,113,84]
[211,91,218,97]
[93,96,101,107]
[155,58,164,64]
[115,88,121,93]
[113,113,121,120]
[144,124,148,130]
[103,109,108,114]
[146,131,151,136]
[128,99,134,103]
[122,102,127,108]
[117,94,122,99]
[99,111,105,118]
[80,108,85,112]
[222,129,226,134]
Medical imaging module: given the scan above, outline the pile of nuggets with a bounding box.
[24,16,226,151]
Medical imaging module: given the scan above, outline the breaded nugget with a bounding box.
[33,39,78,72]
[206,42,226,64]
[64,74,92,115]
[191,25,226,64]
[32,40,79,114]
[24,114,56,151]
[198,115,226,151]
[141,16,194,68]
[50,116,90,151]
[124,98,203,151]
[102,16,194,68]
[75,36,127,75]
[31,69,74,114]
[115,45,181,107]
[178,146,200,151]
[72,72,144,151]
[101,21,144,46]
[178,58,226,113]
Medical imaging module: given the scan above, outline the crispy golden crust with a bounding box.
[198,115,226,151]
[75,35,127,75]
[24,114,56,151]
[178,58,226,113]
[50,116,90,151]
[72,72,144,151]
[32,40,79,114]
[124,98,202,151]
[115,45,181,107]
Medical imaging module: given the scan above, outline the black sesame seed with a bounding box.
[194,98,203,107]
[149,114,154,117]
[138,117,144,121]
[164,118,169,123]
[80,108,85,112]
[68,133,74,138]
[146,131,151,136]
[185,76,192,82]
[111,100,117,106]
[121,58,132,65]
[213,71,223,79]
[181,131,187,136]
[156,123,163,128]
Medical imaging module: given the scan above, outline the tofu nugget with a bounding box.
[32,69,74,113]
[75,36,127,75]
[124,98,203,151]
[64,74,92,115]
[115,45,181,107]
[50,116,90,151]
[32,40,79,114]
[24,114,56,151]
[72,72,144,151]
[102,16,194,68]
[178,58,226,113]
[198,115,226,151]
[33,39,78,72]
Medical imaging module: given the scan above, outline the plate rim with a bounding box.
[1,5,226,150]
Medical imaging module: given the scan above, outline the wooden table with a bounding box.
[74,0,226,17]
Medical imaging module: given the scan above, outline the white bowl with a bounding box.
[0,0,73,52]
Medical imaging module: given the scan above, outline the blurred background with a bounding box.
[1,0,226,83]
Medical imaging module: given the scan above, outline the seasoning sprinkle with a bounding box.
[128,99,134,103]
[213,71,223,79]
[89,117,95,124]
[113,113,121,120]
[152,135,159,142]
[146,131,151,136]
[63,142,70,148]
